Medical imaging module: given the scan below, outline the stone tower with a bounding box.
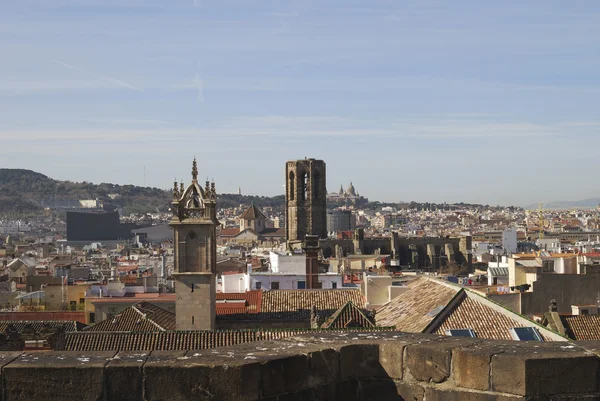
[169,159,218,331]
[285,159,327,242]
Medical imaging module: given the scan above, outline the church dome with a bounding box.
[346,182,356,196]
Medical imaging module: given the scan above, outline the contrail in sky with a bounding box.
[53,60,144,92]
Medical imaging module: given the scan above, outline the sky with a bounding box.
[1,0,599,206]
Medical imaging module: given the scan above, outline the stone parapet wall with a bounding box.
[1,332,600,400]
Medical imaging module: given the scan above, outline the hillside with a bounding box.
[0,169,286,216]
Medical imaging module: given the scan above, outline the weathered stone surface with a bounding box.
[0,352,23,401]
[357,379,406,401]
[405,338,478,383]
[452,341,515,391]
[105,351,149,401]
[261,353,310,398]
[340,344,387,380]
[491,345,600,396]
[144,350,260,401]
[337,380,359,401]
[424,387,525,401]
[307,348,339,387]
[394,381,425,401]
[3,351,116,401]
[378,341,412,380]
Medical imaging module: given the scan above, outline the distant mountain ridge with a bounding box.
[523,198,600,210]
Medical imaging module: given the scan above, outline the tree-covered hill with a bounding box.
[0,169,286,216]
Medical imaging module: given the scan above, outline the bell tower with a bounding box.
[169,158,218,331]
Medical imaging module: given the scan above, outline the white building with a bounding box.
[502,228,518,254]
[217,251,343,292]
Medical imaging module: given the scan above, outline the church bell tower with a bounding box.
[169,159,218,330]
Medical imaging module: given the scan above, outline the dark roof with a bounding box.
[0,320,86,333]
[561,315,600,340]
[258,227,286,237]
[218,289,366,322]
[240,204,266,220]
[63,328,394,351]
[320,301,375,329]
[87,302,175,332]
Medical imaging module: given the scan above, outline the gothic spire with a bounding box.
[173,179,179,198]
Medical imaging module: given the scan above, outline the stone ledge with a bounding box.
[0,333,596,401]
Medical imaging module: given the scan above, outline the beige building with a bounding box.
[44,283,94,311]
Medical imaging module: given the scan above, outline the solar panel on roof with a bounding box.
[445,329,477,338]
[427,305,445,317]
[509,327,544,342]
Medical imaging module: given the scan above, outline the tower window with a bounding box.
[289,172,295,201]
[192,316,194,325]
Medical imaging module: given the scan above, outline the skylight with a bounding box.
[445,329,477,338]
[509,327,544,342]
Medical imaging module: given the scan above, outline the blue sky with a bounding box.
[1,0,599,206]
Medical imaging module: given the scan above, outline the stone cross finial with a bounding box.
[550,299,558,312]
[210,182,216,199]
[205,180,210,196]
[192,158,198,181]
[180,182,185,196]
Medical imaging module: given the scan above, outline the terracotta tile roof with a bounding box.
[239,204,266,220]
[219,228,241,237]
[561,315,600,340]
[431,293,548,340]
[217,289,366,322]
[320,301,376,329]
[216,290,261,313]
[63,327,394,351]
[0,320,86,333]
[87,302,175,332]
[0,312,86,324]
[376,277,459,332]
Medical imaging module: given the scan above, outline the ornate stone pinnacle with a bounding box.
[173,179,179,198]
[180,181,185,195]
[192,158,198,181]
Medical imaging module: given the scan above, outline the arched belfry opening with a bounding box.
[289,171,295,201]
[169,158,218,330]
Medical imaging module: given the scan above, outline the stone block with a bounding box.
[405,338,477,383]
[144,350,260,401]
[340,344,387,380]
[452,341,515,391]
[394,381,425,401]
[424,387,525,401]
[337,380,359,401]
[378,340,416,380]
[3,351,116,401]
[307,348,339,388]
[357,379,406,401]
[491,348,600,396]
[105,351,149,401]
[261,354,309,398]
[0,352,23,401]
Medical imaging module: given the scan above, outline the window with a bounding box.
[271,281,279,290]
[289,172,295,201]
[509,327,544,342]
[332,282,337,289]
[256,281,262,290]
[582,309,589,315]
[297,281,306,289]
[89,313,95,324]
[445,329,477,338]
[542,260,554,273]
[79,298,85,304]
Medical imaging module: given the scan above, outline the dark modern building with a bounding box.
[66,211,141,241]
[327,210,354,233]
